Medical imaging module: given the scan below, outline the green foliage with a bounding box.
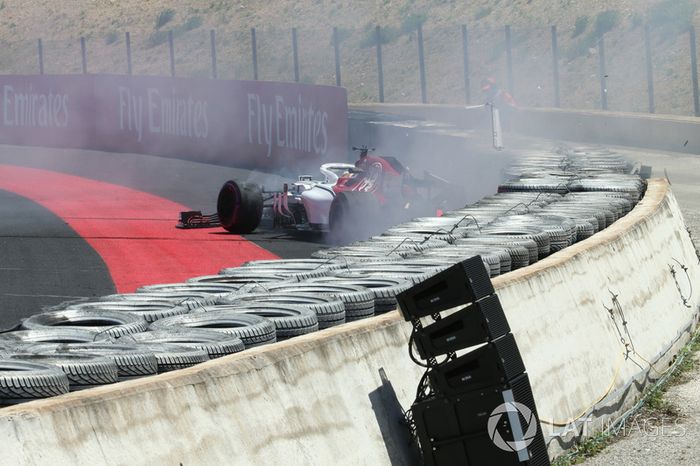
[359,23,399,48]
[104,31,119,45]
[565,33,597,61]
[183,16,203,32]
[331,27,352,45]
[147,29,169,47]
[572,15,588,38]
[567,10,619,61]
[155,8,175,29]
[475,6,493,21]
[649,0,698,37]
[630,12,643,30]
[594,10,620,36]
[400,13,427,34]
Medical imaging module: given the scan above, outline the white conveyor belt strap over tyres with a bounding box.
[0,179,698,465]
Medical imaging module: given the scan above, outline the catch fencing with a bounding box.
[5,19,700,117]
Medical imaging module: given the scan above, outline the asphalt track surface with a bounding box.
[0,145,328,327]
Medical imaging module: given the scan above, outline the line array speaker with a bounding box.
[397,256,494,320]
[414,294,509,359]
[412,373,549,466]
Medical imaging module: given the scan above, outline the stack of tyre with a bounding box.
[0,145,645,405]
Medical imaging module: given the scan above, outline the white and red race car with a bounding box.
[179,147,458,242]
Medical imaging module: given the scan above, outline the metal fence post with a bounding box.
[644,25,655,113]
[505,25,514,95]
[461,25,470,104]
[333,27,342,87]
[690,26,700,117]
[37,38,44,75]
[551,25,561,108]
[598,35,608,110]
[210,29,218,79]
[417,24,427,103]
[292,27,300,82]
[375,26,385,103]
[168,31,175,77]
[251,27,258,80]
[80,36,87,74]
[125,32,132,75]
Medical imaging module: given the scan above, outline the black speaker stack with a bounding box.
[396,256,550,466]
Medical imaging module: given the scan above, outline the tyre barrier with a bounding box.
[100,292,221,309]
[0,360,70,405]
[187,272,291,286]
[192,304,319,340]
[219,292,347,329]
[243,283,376,321]
[234,258,346,281]
[0,144,648,405]
[0,329,107,346]
[131,343,210,373]
[137,282,245,296]
[21,309,149,338]
[29,343,159,381]
[150,311,277,348]
[8,353,119,391]
[303,275,413,314]
[120,329,245,359]
[59,300,191,324]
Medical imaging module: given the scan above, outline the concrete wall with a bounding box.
[0,180,698,464]
[349,103,700,155]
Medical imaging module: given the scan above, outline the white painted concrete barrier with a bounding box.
[0,179,697,464]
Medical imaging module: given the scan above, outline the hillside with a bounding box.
[0,0,698,115]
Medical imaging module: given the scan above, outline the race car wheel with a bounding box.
[328,191,382,244]
[217,180,263,234]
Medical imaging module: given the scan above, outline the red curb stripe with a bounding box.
[0,165,278,292]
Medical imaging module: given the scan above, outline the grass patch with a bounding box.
[553,331,700,465]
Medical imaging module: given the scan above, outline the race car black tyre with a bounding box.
[151,311,276,348]
[122,329,245,359]
[217,180,263,234]
[30,343,159,381]
[21,309,149,338]
[195,304,319,339]
[328,191,383,244]
[9,353,119,391]
[221,292,346,329]
[0,360,70,405]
